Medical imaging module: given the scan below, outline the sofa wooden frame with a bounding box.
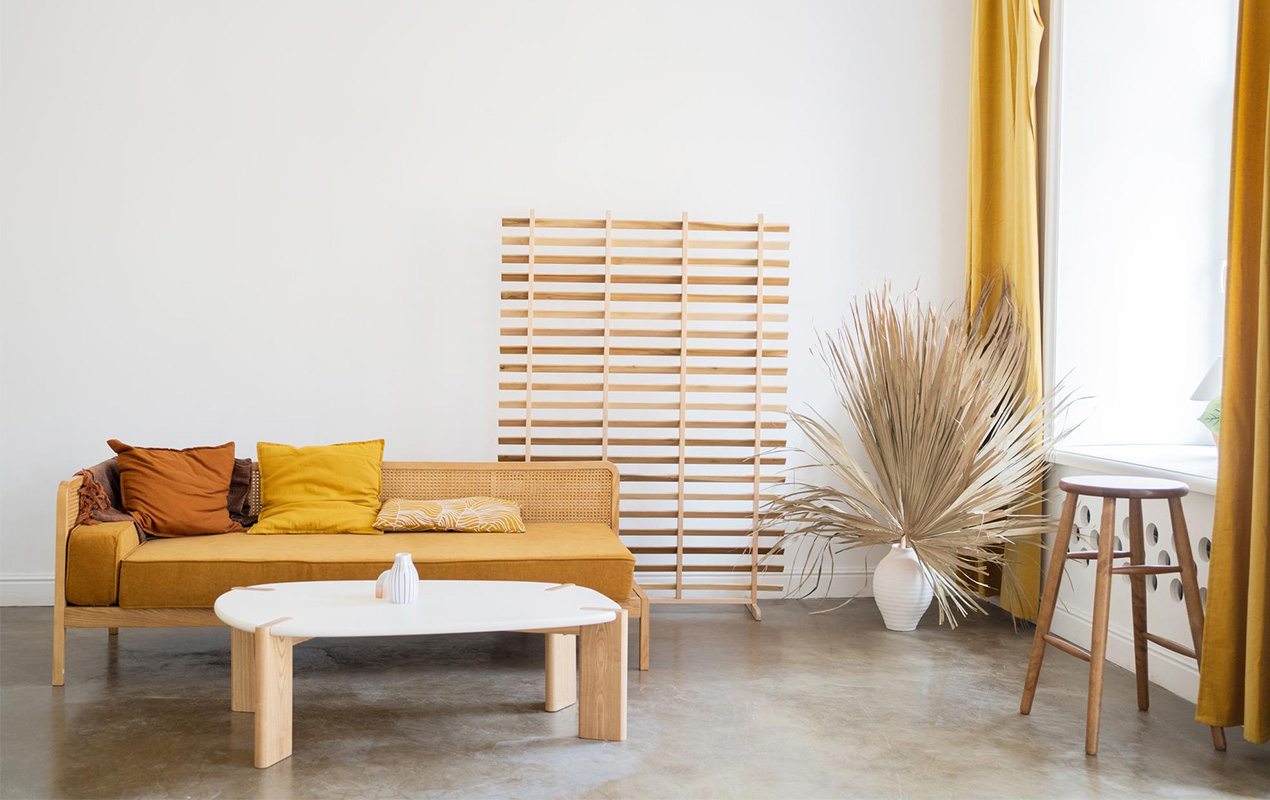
[52,460,651,686]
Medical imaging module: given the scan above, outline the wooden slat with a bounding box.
[498,382,787,394]
[499,400,787,412]
[621,474,786,483]
[600,211,613,460]
[501,308,790,322]
[499,346,789,357]
[635,564,785,573]
[500,437,786,448]
[620,528,782,536]
[499,364,789,376]
[497,455,786,465]
[502,217,790,233]
[500,290,789,304]
[629,546,783,555]
[499,418,785,429]
[502,235,790,250]
[641,584,785,592]
[499,326,789,340]
[500,274,787,286]
[675,211,689,599]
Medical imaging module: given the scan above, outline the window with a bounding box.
[1048,0,1239,447]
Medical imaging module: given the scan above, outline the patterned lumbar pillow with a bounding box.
[375,497,526,533]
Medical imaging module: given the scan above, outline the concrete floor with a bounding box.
[1,602,1266,799]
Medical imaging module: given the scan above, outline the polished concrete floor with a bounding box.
[1,602,1266,799]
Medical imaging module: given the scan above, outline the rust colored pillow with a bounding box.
[106,440,244,537]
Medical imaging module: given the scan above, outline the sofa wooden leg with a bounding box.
[108,627,119,636]
[232,628,257,713]
[544,633,577,712]
[52,605,66,687]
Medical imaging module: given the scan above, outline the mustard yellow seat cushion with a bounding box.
[375,497,526,532]
[249,439,384,534]
[115,523,635,605]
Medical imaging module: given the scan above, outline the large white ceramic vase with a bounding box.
[872,542,933,631]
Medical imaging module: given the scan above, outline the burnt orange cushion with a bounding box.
[107,440,244,537]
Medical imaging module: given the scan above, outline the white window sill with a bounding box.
[1049,444,1218,496]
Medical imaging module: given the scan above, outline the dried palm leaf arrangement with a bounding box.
[765,285,1072,627]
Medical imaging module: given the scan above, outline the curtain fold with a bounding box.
[1196,0,1270,746]
[966,0,1045,620]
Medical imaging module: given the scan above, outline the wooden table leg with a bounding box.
[579,610,627,742]
[545,633,577,712]
[231,628,256,713]
[254,624,294,769]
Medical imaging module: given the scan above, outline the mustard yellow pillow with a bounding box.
[249,439,384,534]
[375,497,526,533]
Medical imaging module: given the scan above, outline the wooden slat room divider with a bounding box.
[498,212,791,617]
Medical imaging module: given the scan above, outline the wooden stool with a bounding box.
[1019,475,1226,755]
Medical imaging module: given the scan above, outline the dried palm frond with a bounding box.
[764,284,1073,626]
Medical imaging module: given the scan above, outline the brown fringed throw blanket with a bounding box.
[74,457,258,540]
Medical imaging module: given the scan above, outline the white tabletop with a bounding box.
[214,580,620,638]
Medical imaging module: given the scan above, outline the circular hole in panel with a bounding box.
[1114,536,1125,553]
[1078,505,1092,527]
[1199,537,1212,562]
[1157,551,1172,567]
[1170,579,1184,602]
[1121,517,1130,537]
[1146,523,1159,546]
[1200,587,1208,607]
[1091,529,1100,549]
[1148,575,1158,592]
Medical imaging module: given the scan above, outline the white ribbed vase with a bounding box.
[872,543,933,631]
[387,553,419,604]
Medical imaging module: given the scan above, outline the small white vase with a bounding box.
[387,553,419,604]
[872,542,933,631]
[375,569,391,599]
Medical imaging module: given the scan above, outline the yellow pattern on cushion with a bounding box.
[249,440,384,535]
[375,497,526,532]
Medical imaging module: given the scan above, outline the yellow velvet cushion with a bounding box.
[65,521,142,605]
[375,497,526,532]
[116,524,635,606]
[249,439,384,534]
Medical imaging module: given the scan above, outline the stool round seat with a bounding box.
[1058,474,1189,499]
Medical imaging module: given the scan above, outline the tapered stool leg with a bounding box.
[1167,498,1227,751]
[1021,492,1079,714]
[1085,497,1118,756]
[1127,499,1150,711]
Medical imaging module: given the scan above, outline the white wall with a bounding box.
[0,0,972,603]
[1051,0,1237,447]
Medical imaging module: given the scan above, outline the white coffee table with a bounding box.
[214,580,627,768]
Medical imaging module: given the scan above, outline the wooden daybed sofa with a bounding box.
[52,461,649,685]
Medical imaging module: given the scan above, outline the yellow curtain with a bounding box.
[1196,0,1270,746]
[966,0,1045,620]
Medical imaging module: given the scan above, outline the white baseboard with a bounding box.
[1049,606,1200,704]
[0,574,54,606]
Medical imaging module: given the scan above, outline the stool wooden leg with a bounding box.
[1021,492,1079,715]
[1127,499,1150,712]
[1085,497,1118,756]
[1167,497,1227,751]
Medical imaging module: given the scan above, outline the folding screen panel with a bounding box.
[498,212,791,616]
